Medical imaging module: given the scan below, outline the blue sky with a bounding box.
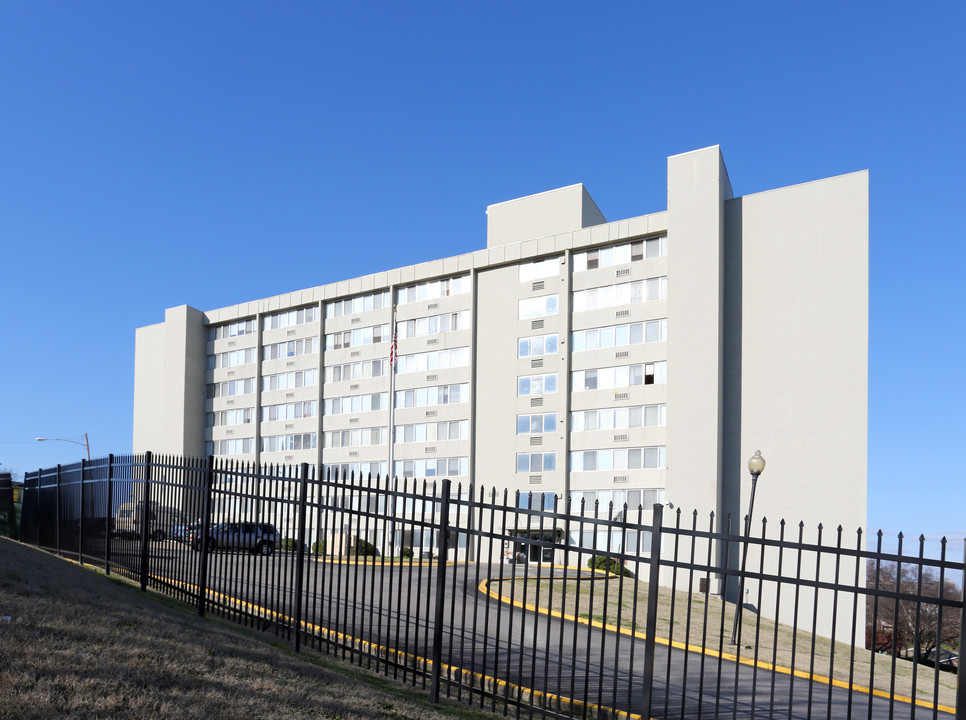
[1,2,963,551]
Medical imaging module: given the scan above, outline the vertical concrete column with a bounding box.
[133,304,207,458]
[665,146,732,593]
[665,146,732,521]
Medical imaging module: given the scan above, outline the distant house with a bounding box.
[867,620,900,655]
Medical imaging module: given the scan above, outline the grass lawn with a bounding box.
[0,537,494,720]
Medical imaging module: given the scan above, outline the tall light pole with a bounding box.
[36,433,90,461]
[729,449,766,645]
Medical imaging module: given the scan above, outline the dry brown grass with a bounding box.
[0,538,492,720]
[501,572,957,711]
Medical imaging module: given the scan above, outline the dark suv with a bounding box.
[190,522,278,555]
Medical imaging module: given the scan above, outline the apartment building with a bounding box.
[134,145,868,637]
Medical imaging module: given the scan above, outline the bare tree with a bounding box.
[867,558,962,664]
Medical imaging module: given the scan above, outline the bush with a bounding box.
[312,539,326,555]
[588,555,633,577]
[280,538,302,552]
[350,538,379,557]
[400,547,413,559]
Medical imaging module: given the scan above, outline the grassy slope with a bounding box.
[0,538,491,720]
[508,573,957,709]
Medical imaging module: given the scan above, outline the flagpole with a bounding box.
[387,303,399,555]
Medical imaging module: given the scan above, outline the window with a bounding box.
[324,461,387,479]
[517,492,558,511]
[517,333,558,358]
[516,412,558,434]
[572,277,667,312]
[262,336,319,361]
[570,447,666,471]
[206,437,255,456]
[323,427,386,448]
[397,310,470,339]
[394,383,469,408]
[573,236,666,272]
[260,401,318,422]
[645,320,665,343]
[325,290,391,318]
[207,377,256,398]
[572,319,666,351]
[518,294,559,320]
[396,275,470,305]
[570,404,665,431]
[325,359,389,383]
[644,236,667,259]
[516,452,557,473]
[324,392,388,415]
[395,420,468,443]
[208,318,257,341]
[519,257,561,281]
[393,457,468,478]
[325,323,390,350]
[517,373,558,397]
[570,488,664,517]
[261,369,318,392]
[396,347,469,374]
[261,433,317,452]
[206,347,257,370]
[643,361,666,385]
[206,408,255,427]
[572,362,666,391]
[262,306,319,331]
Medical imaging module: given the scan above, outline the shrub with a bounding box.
[350,538,379,557]
[400,547,413,559]
[588,555,633,577]
[280,538,301,552]
[312,540,326,555]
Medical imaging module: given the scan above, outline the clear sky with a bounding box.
[1,2,963,553]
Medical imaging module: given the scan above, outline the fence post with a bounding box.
[105,454,114,576]
[35,469,42,548]
[293,462,310,653]
[641,502,664,719]
[430,477,452,704]
[139,451,153,592]
[197,456,215,616]
[79,458,86,565]
[957,542,966,718]
[55,464,62,556]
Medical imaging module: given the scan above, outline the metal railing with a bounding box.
[20,453,965,719]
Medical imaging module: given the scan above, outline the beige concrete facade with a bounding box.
[133,305,207,457]
[486,183,606,249]
[133,146,867,639]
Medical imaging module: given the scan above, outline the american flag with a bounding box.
[389,330,398,367]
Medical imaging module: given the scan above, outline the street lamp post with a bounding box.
[36,433,90,461]
[729,450,766,646]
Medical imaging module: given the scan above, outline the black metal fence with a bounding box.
[0,471,18,539]
[20,454,966,719]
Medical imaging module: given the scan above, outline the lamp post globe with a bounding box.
[748,449,766,478]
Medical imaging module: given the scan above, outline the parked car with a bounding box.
[114,501,185,541]
[189,522,278,555]
[172,522,200,543]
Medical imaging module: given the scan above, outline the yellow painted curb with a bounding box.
[152,572,644,720]
[479,575,955,715]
